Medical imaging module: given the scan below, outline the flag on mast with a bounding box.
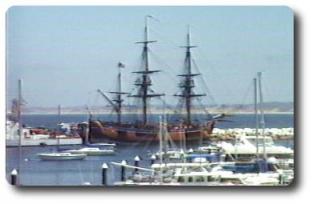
[118,62,125,68]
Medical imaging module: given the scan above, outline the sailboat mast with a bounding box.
[85,105,92,144]
[257,72,266,159]
[254,78,259,159]
[17,79,22,185]
[17,79,22,141]
[57,104,61,149]
[58,104,61,125]
[158,115,163,184]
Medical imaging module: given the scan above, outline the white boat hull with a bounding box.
[67,149,115,156]
[6,138,82,147]
[38,153,87,161]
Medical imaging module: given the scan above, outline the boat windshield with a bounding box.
[246,137,274,146]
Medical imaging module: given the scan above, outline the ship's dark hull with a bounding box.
[80,120,215,142]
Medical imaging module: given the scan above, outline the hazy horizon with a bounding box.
[6,6,294,108]
[15,101,294,108]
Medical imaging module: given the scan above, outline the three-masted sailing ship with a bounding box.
[80,17,226,143]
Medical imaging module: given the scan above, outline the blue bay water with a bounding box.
[6,114,294,186]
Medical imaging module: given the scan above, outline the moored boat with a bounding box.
[65,147,115,156]
[37,152,87,161]
[6,101,82,147]
[111,114,293,186]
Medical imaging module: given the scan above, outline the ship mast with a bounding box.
[129,16,164,126]
[109,62,127,124]
[175,26,205,127]
[98,62,127,124]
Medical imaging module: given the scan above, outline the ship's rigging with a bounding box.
[97,62,128,125]
[84,16,228,143]
[174,26,206,127]
[128,16,164,126]
[97,21,217,125]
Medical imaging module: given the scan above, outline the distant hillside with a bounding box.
[211,102,294,113]
[11,102,293,115]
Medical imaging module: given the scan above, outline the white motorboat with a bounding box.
[196,144,222,154]
[155,149,186,160]
[219,135,293,158]
[65,147,115,156]
[38,152,87,161]
[170,165,283,186]
[6,120,82,147]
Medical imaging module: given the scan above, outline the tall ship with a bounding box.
[80,17,226,143]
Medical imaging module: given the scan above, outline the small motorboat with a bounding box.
[86,143,116,148]
[38,152,87,161]
[65,147,115,156]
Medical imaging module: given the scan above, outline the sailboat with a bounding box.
[65,147,114,156]
[81,17,226,143]
[38,106,87,161]
[37,132,87,160]
[219,73,294,159]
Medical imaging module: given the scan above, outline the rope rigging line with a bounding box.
[196,47,220,77]
[149,27,182,50]
[194,96,212,117]
[191,58,217,106]
[188,25,236,107]
[239,78,254,106]
[263,77,273,105]
[194,47,238,107]
[148,50,180,84]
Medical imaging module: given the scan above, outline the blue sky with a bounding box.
[6,6,293,107]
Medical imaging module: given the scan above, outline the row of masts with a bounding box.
[99,17,204,127]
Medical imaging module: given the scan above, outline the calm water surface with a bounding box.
[6,114,294,186]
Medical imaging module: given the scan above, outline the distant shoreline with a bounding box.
[16,111,294,116]
[7,102,293,116]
